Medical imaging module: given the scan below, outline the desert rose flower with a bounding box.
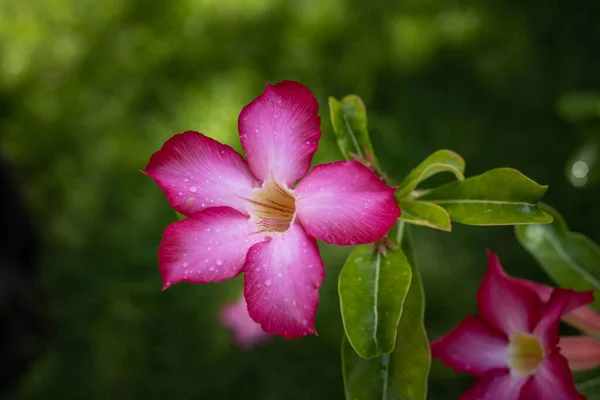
[431,251,593,400]
[143,81,400,338]
[221,293,270,349]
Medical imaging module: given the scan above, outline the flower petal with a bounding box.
[559,336,600,371]
[520,354,585,400]
[144,131,258,216]
[238,81,321,186]
[243,223,325,338]
[431,315,508,377]
[221,293,271,349]
[477,251,542,335]
[459,369,528,400]
[510,277,600,336]
[158,207,265,289]
[295,161,400,245]
[533,288,594,350]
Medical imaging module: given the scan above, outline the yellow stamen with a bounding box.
[249,181,295,233]
[507,332,544,376]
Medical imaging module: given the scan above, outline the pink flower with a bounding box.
[431,251,594,400]
[143,81,400,338]
[221,293,271,349]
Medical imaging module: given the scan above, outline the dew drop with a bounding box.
[265,279,272,286]
[302,319,308,325]
[216,259,223,266]
[209,266,215,271]
[183,262,188,268]
[204,259,208,263]
[277,273,282,278]
[189,186,197,193]
[292,300,297,306]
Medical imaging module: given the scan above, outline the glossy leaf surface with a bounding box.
[396,150,465,200]
[329,95,377,166]
[419,168,552,225]
[516,204,600,308]
[339,244,412,358]
[342,229,430,400]
[399,201,451,232]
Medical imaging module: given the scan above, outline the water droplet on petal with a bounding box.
[209,266,215,271]
[265,279,272,286]
[189,186,197,193]
[216,260,223,266]
[183,262,188,268]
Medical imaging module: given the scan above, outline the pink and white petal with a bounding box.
[295,161,400,245]
[520,354,585,400]
[243,223,325,338]
[143,131,258,216]
[559,336,600,371]
[431,315,509,377]
[563,305,600,337]
[533,288,594,350]
[238,81,321,187]
[221,293,271,349]
[158,207,266,289]
[459,369,529,400]
[510,277,600,336]
[477,251,543,336]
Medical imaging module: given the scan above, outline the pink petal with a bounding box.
[459,369,528,400]
[220,293,271,349]
[520,354,585,400]
[559,336,600,371]
[511,277,600,336]
[158,207,266,289]
[238,81,321,187]
[294,161,400,245]
[533,288,595,350]
[143,131,258,216]
[431,315,509,377]
[243,223,324,338]
[477,251,542,335]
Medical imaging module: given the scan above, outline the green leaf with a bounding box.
[577,376,600,399]
[329,95,377,166]
[515,204,600,307]
[175,211,186,220]
[339,245,412,358]
[342,227,430,400]
[418,168,553,226]
[557,91,600,123]
[399,201,452,232]
[396,150,465,200]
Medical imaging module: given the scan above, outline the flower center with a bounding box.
[507,332,544,376]
[249,181,295,233]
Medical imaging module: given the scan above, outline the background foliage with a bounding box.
[1,0,600,398]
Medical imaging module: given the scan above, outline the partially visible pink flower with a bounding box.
[221,293,271,349]
[143,81,400,338]
[431,251,594,400]
[559,336,600,371]
[511,277,600,337]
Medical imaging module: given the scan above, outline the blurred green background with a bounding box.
[1,0,600,398]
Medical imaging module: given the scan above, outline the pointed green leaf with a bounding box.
[339,245,412,358]
[342,229,430,400]
[329,95,377,166]
[418,168,553,226]
[396,150,465,200]
[175,211,186,220]
[399,201,452,232]
[577,376,600,399]
[515,204,600,308]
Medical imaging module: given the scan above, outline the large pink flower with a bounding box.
[221,293,271,349]
[143,81,400,338]
[431,251,594,400]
